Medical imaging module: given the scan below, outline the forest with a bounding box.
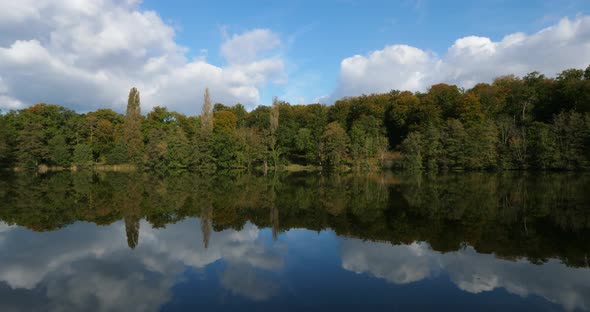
[1,65,590,172]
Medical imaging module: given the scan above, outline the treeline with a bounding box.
[1,171,589,266]
[1,66,590,171]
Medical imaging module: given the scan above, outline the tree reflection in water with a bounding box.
[0,171,589,311]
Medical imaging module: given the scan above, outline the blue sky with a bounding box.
[0,0,589,114]
[141,0,590,105]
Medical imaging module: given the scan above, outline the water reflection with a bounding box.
[0,219,283,311]
[0,171,588,311]
[341,239,590,311]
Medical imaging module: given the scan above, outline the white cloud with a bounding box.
[331,15,590,101]
[333,45,439,99]
[221,29,282,64]
[0,78,24,110]
[0,1,285,113]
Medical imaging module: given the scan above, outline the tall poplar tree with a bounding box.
[192,88,216,172]
[124,87,143,164]
[201,88,213,132]
[269,96,280,172]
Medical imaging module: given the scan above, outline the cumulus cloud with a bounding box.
[221,29,282,64]
[331,15,590,101]
[334,45,440,99]
[0,0,285,113]
[340,238,590,311]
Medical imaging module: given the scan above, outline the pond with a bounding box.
[0,171,589,311]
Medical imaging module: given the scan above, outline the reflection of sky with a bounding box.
[341,239,590,311]
[0,220,284,311]
[0,221,587,311]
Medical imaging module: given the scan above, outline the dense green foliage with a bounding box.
[1,65,590,171]
[1,171,589,267]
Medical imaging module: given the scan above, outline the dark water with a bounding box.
[0,171,589,311]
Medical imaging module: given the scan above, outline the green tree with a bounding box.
[464,121,498,169]
[212,110,239,169]
[321,122,348,168]
[48,134,71,166]
[294,128,316,164]
[107,137,128,165]
[16,122,47,167]
[400,131,423,170]
[234,127,263,170]
[3,64,590,173]
[269,96,280,171]
[145,128,167,171]
[73,143,93,165]
[165,128,191,170]
[192,88,216,173]
[585,113,590,164]
[214,110,237,134]
[528,121,558,169]
[124,87,143,164]
[0,114,10,164]
[553,111,587,169]
[192,130,216,173]
[441,119,466,169]
[456,93,484,124]
[424,83,461,120]
[212,131,236,169]
[230,103,248,128]
[83,109,122,162]
[420,125,443,170]
[349,122,365,168]
[385,91,420,147]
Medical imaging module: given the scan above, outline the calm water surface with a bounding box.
[0,172,589,311]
